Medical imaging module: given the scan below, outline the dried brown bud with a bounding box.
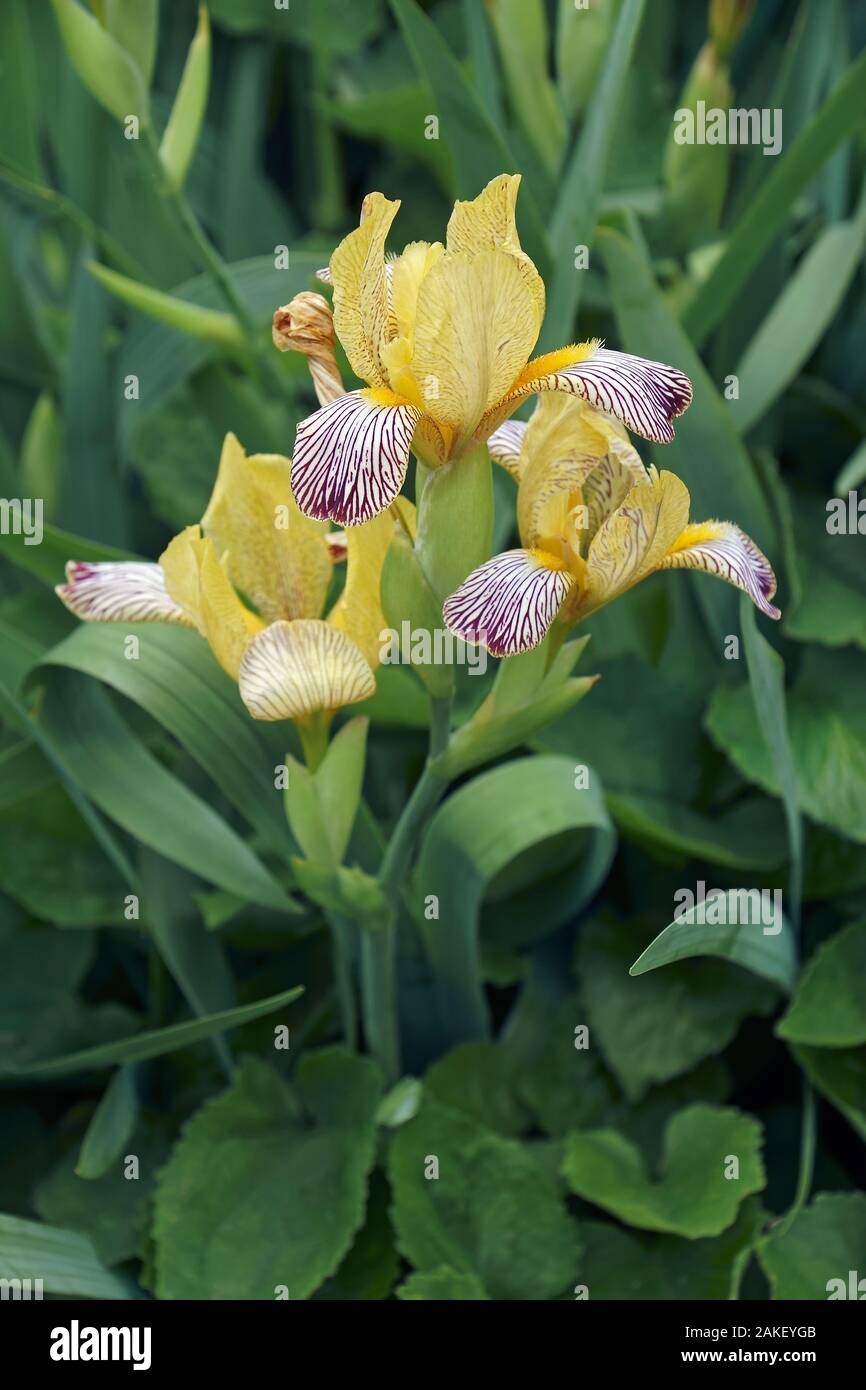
[272,292,344,406]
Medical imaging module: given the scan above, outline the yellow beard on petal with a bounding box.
[509,340,601,394]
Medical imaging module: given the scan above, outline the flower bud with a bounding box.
[272,292,344,406]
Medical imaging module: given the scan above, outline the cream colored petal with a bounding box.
[411,246,543,445]
[581,468,691,614]
[160,527,264,681]
[201,432,331,623]
[326,504,408,669]
[487,419,527,480]
[238,619,375,720]
[581,435,651,541]
[658,521,780,619]
[330,191,400,387]
[443,548,571,657]
[56,561,194,626]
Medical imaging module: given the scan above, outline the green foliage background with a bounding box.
[0,0,865,1301]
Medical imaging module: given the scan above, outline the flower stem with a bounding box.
[361,696,452,1081]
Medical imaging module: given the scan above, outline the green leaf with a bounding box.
[486,0,565,178]
[415,756,615,1045]
[388,1096,580,1299]
[45,622,295,860]
[579,1199,764,1300]
[730,186,866,433]
[0,1213,136,1300]
[36,1124,170,1266]
[758,1193,866,1299]
[388,0,551,274]
[314,716,369,864]
[541,0,646,350]
[706,646,866,845]
[50,0,149,124]
[777,918,866,1046]
[0,520,134,587]
[597,225,775,556]
[88,260,244,349]
[20,390,62,521]
[398,1266,490,1300]
[159,4,211,192]
[607,792,788,871]
[105,0,159,86]
[76,1065,140,1180]
[784,496,866,651]
[578,915,777,1101]
[36,673,293,910]
[376,1077,423,1129]
[794,1044,866,1144]
[562,1104,765,1237]
[2,985,303,1079]
[681,43,866,347]
[425,1042,527,1137]
[629,889,797,995]
[153,1051,382,1299]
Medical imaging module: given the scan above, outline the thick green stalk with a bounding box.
[362,696,452,1081]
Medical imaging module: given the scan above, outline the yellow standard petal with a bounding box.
[238,618,375,721]
[411,246,543,447]
[201,432,331,623]
[579,468,690,616]
[327,500,415,669]
[516,395,611,556]
[160,526,264,681]
[330,191,400,388]
[445,173,545,329]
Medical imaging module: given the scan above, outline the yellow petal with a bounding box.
[330,191,400,387]
[411,246,543,446]
[238,619,375,720]
[446,173,544,328]
[581,468,690,614]
[327,500,416,669]
[201,432,331,623]
[516,394,611,552]
[160,527,264,680]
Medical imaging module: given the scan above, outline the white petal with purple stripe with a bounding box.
[291,390,422,526]
[532,348,692,444]
[658,523,780,619]
[443,548,572,657]
[486,419,527,478]
[56,561,193,626]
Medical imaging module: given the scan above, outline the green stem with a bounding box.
[327,910,359,1050]
[774,1077,817,1240]
[361,697,453,1082]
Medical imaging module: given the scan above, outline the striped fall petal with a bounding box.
[238,619,375,721]
[487,419,528,479]
[442,548,572,657]
[56,561,194,626]
[291,389,422,527]
[658,521,781,619]
[500,344,693,445]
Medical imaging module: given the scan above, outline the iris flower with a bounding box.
[57,433,409,723]
[443,395,780,656]
[291,174,692,526]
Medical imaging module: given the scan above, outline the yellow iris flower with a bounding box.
[442,394,780,656]
[57,433,410,722]
[290,174,692,526]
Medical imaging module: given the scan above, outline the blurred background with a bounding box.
[0,0,865,1302]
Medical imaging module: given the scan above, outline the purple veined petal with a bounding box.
[517,346,692,445]
[486,419,527,479]
[55,561,193,625]
[659,522,781,619]
[291,390,422,527]
[443,548,572,658]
